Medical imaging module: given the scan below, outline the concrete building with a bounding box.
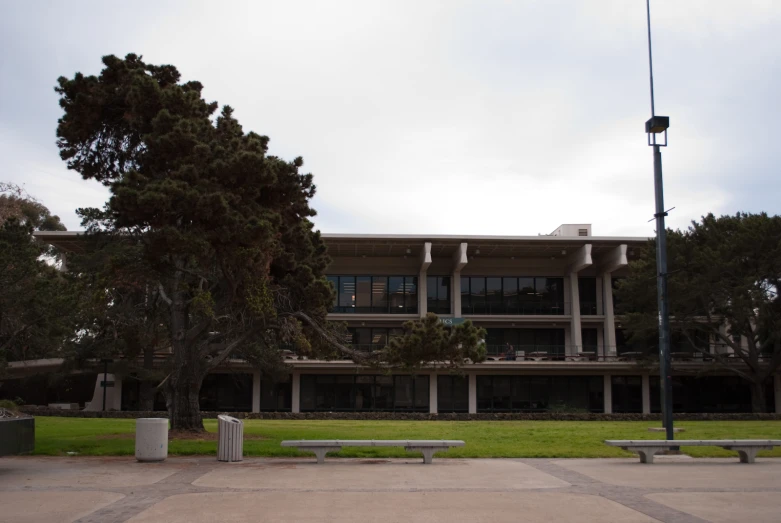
[6,226,780,415]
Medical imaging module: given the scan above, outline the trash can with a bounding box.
[217,414,244,462]
[135,418,168,462]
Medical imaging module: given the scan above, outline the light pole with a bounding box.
[644,0,674,440]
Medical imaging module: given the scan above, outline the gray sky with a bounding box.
[1,0,779,237]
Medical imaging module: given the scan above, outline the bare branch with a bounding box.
[157,283,172,306]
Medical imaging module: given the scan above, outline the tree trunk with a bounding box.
[750,380,768,413]
[166,369,204,431]
[138,346,156,411]
[166,270,206,432]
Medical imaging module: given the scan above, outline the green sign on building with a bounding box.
[438,317,465,326]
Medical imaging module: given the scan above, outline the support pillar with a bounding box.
[468,373,477,414]
[252,371,261,413]
[603,374,613,414]
[429,373,438,414]
[775,374,781,415]
[569,272,582,355]
[111,377,122,411]
[419,242,432,318]
[642,374,651,414]
[452,243,468,317]
[291,371,301,413]
[602,273,617,357]
[452,273,462,316]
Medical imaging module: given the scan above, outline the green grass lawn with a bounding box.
[32,417,781,459]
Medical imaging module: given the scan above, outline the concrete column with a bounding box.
[429,373,438,414]
[468,373,477,414]
[419,242,432,318]
[641,374,651,414]
[603,374,613,414]
[291,371,301,413]
[452,272,462,317]
[111,377,122,411]
[569,273,582,355]
[419,272,428,317]
[775,374,781,415]
[602,273,617,357]
[251,371,261,413]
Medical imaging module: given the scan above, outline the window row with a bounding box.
[300,374,430,411]
[327,276,418,314]
[476,375,604,412]
[612,375,776,413]
[426,276,451,314]
[461,277,565,315]
[346,327,404,349]
[484,328,566,357]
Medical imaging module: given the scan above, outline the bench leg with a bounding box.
[421,448,436,464]
[737,449,757,464]
[623,447,662,464]
[406,447,447,464]
[723,446,771,464]
[306,447,341,464]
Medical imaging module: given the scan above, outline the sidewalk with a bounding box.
[1,456,779,522]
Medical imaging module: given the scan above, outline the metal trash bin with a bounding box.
[217,414,244,462]
[135,418,168,462]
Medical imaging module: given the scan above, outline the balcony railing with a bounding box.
[330,305,418,314]
[461,301,569,316]
[578,301,601,315]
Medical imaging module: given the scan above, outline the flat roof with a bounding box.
[33,230,650,257]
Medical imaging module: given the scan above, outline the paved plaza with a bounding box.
[1,456,780,522]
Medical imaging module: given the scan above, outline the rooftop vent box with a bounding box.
[550,224,591,237]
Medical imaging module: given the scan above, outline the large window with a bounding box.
[581,328,599,352]
[327,275,418,314]
[650,375,775,413]
[426,276,451,314]
[476,375,603,412]
[612,376,642,413]
[578,277,598,315]
[259,376,292,412]
[199,373,253,412]
[437,375,468,412]
[347,327,404,351]
[460,276,565,315]
[300,374,429,411]
[484,328,565,358]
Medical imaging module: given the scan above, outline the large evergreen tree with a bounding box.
[616,212,781,412]
[56,54,485,430]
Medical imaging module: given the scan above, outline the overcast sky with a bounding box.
[1,1,779,237]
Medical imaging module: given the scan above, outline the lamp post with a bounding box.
[644,0,674,441]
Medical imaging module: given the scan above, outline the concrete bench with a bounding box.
[605,439,781,464]
[281,440,465,464]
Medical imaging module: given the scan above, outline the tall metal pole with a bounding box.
[646,0,674,440]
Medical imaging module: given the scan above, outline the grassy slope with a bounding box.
[33,417,781,458]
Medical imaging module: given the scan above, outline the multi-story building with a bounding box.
[7,226,780,414]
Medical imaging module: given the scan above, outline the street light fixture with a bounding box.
[644,0,674,441]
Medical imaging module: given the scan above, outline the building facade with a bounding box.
[10,226,781,414]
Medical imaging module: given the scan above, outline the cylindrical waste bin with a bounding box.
[135,418,168,462]
[217,414,243,462]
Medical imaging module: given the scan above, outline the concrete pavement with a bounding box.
[0,456,779,522]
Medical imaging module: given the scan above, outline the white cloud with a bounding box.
[1,0,779,235]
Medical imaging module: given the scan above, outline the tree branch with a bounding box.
[285,311,385,364]
[157,283,172,306]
